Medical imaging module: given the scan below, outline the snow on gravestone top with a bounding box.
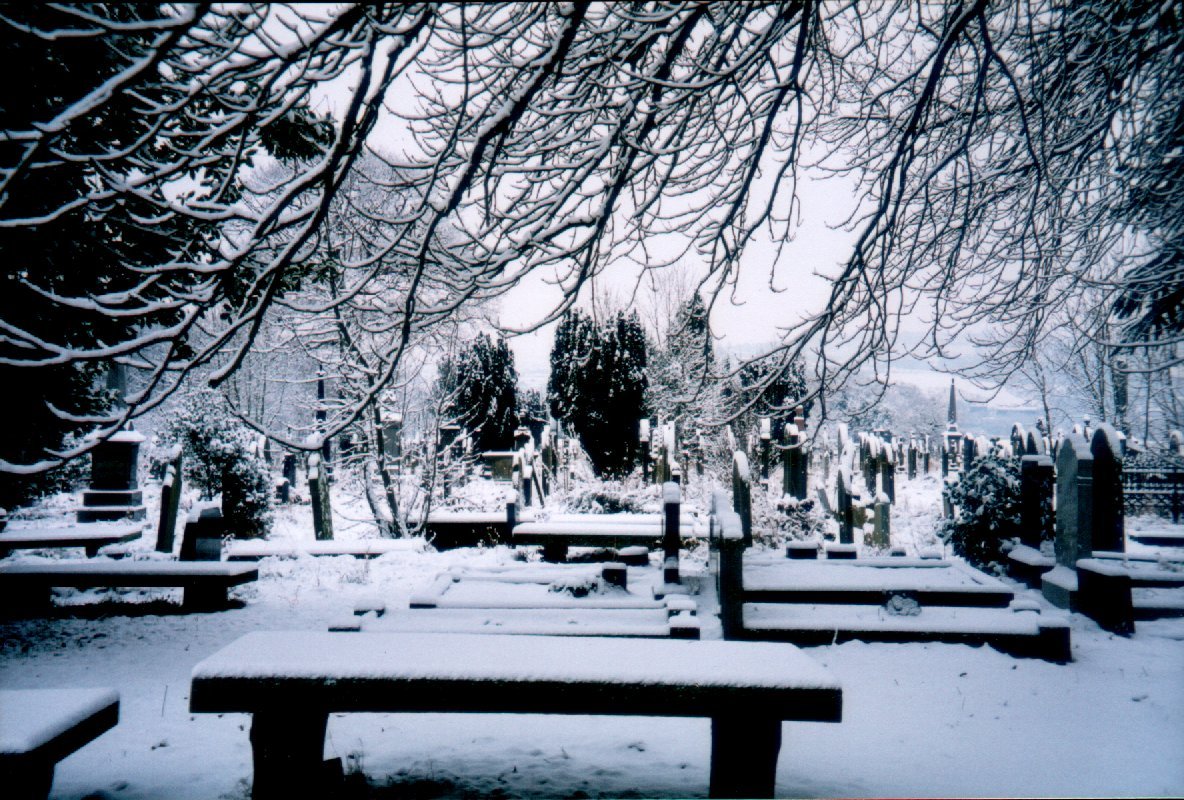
[109,430,146,444]
[716,509,744,541]
[190,631,841,690]
[0,687,118,755]
[732,451,750,483]
[662,482,681,505]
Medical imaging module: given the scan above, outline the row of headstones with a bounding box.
[833,467,891,548]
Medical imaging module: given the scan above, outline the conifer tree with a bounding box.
[548,310,648,477]
[441,334,519,452]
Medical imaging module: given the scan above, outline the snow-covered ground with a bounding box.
[1,471,1182,799]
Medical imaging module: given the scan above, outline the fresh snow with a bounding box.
[0,687,118,755]
[0,470,1181,797]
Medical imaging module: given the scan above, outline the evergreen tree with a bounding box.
[0,5,332,501]
[735,359,810,441]
[442,334,519,452]
[548,310,648,477]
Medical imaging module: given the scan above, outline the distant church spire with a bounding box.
[947,379,957,427]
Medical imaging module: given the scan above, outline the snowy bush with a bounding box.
[940,453,1021,570]
[163,389,272,538]
[559,483,648,514]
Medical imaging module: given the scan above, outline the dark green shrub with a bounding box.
[163,389,272,538]
[940,453,1021,570]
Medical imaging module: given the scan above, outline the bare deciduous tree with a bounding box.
[2,2,1179,471]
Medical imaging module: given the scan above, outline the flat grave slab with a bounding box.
[0,524,145,557]
[1,687,120,798]
[740,555,1015,607]
[742,602,1070,661]
[376,563,698,638]
[226,538,419,561]
[190,631,841,798]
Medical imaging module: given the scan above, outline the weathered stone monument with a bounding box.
[1090,425,1124,553]
[308,453,334,541]
[1042,434,1093,608]
[155,445,184,554]
[79,429,147,522]
[836,468,855,545]
[869,496,891,549]
[662,482,682,585]
[732,451,752,547]
[879,446,895,503]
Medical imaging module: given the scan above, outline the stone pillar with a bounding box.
[1019,455,1055,548]
[79,430,147,522]
[308,454,334,541]
[662,482,681,585]
[907,441,917,480]
[1090,426,1124,553]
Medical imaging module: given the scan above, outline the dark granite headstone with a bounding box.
[1019,455,1054,548]
[1090,426,1124,553]
[732,452,752,547]
[79,430,147,521]
[180,503,224,561]
[836,469,854,545]
[1054,434,1094,565]
[155,447,183,554]
[282,454,297,488]
[662,482,681,584]
[308,454,334,541]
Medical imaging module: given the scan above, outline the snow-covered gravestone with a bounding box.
[962,434,976,470]
[907,440,917,480]
[79,429,148,522]
[308,454,334,541]
[836,468,855,545]
[1043,434,1093,608]
[879,446,895,503]
[870,494,890,549]
[732,451,752,547]
[1011,424,1027,457]
[155,445,184,554]
[662,482,682,585]
[180,502,224,561]
[1090,425,1124,553]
